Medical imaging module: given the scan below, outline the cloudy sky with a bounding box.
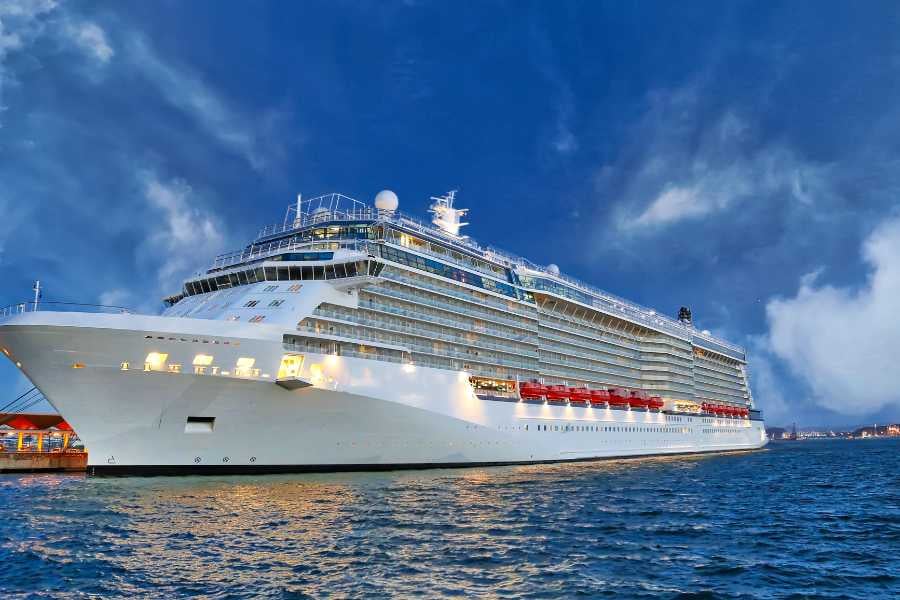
[1,0,899,427]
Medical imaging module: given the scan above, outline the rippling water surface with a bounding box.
[2,439,898,599]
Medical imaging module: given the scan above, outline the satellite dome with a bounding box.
[374,189,399,211]
[547,263,560,276]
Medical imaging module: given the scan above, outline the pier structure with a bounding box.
[0,413,87,472]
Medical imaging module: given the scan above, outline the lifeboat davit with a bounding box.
[569,387,592,404]
[519,381,547,400]
[545,385,570,402]
[607,387,630,406]
[648,396,664,410]
[589,389,610,406]
[628,390,650,409]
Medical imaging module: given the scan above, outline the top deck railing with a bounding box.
[0,302,131,320]
[216,193,746,356]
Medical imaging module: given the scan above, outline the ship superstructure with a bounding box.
[0,191,766,474]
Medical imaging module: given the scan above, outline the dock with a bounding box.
[0,412,87,473]
[0,451,86,473]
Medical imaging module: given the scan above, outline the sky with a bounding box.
[1,0,899,428]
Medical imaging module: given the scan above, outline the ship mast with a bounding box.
[429,190,468,238]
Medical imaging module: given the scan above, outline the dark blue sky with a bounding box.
[2,0,899,427]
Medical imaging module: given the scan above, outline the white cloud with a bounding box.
[141,175,225,293]
[65,21,113,63]
[98,288,131,308]
[765,215,900,416]
[128,36,268,170]
[606,86,833,231]
[0,0,58,116]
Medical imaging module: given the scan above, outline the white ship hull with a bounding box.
[0,312,767,475]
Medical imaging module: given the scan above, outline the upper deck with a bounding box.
[205,192,746,359]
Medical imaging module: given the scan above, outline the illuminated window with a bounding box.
[236,357,256,369]
[277,354,304,379]
[193,354,214,366]
[72,362,86,369]
[144,352,168,371]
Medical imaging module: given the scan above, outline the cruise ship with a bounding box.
[0,190,766,474]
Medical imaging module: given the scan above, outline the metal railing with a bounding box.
[212,239,373,271]
[0,302,131,319]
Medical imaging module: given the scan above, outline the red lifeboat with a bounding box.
[648,396,664,410]
[712,405,724,415]
[568,387,592,404]
[607,387,630,406]
[545,385,570,402]
[589,389,610,406]
[628,390,650,409]
[742,408,750,418]
[519,381,547,400]
[725,406,737,416]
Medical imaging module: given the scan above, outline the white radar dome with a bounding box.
[547,264,560,276]
[374,189,399,211]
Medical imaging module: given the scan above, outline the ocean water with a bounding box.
[1,439,898,599]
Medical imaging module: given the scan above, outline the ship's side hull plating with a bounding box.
[0,313,767,475]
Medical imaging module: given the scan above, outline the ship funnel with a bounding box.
[678,306,692,326]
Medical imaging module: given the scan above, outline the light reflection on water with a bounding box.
[2,441,899,598]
